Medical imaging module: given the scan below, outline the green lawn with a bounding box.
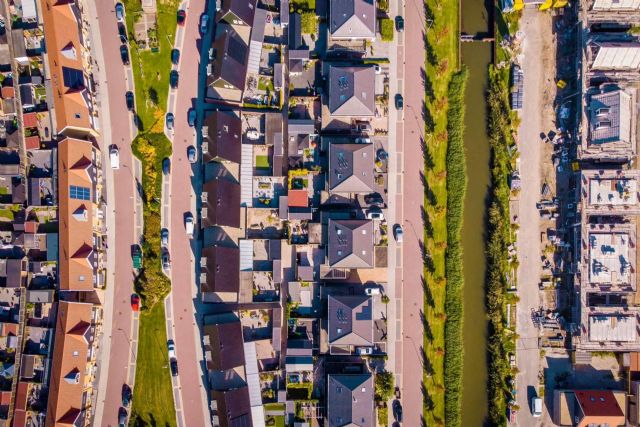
[124,0,179,131]
[422,0,460,424]
[130,303,176,427]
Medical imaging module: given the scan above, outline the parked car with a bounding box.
[185,213,194,237]
[531,397,542,417]
[161,228,169,246]
[130,294,140,311]
[395,16,404,32]
[356,347,373,355]
[200,14,210,34]
[115,2,125,21]
[355,137,371,144]
[163,158,171,175]
[393,224,404,243]
[187,109,196,127]
[366,207,384,220]
[364,286,381,296]
[177,9,186,26]
[165,112,174,130]
[122,384,132,407]
[131,245,142,269]
[395,93,404,110]
[167,340,176,359]
[377,148,389,161]
[119,45,129,65]
[118,23,127,43]
[161,250,170,270]
[170,359,179,377]
[125,91,134,110]
[118,407,127,427]
[364,193,384,207]
[374,64,382,74]
[110,146,120,169]
[170,70,179,88]
[171,48,180,64]
[187,146,196,163]
[393,400,403,422]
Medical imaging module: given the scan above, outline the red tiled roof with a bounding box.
[24,221,37,234]
[288,189,309,207]
[1,86,14,99]
[22,112,37,128]
[25,135,40,150]
[575,390,624,417]
[12,409,26,427]
[2,323,18,336]
[0,390,11,405]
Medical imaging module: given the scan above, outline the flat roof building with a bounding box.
[58,138,103,293]
[580,86,636,161]
[586,39,640,80]
[580,169,640,217]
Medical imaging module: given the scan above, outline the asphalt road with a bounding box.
[92,1,140,425]
[165,0,210,425]
[400,0,427,425]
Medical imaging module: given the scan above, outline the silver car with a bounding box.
[393,224,404,243]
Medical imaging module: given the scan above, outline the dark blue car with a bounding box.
[188,109,196,127]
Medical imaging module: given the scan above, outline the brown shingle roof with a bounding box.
[41,0,96,137]
[204,110,242,163]
[328,66,375,117]
[327,219,374,268]
[45,301,94,427]
[202,178,241,228]
[58,138,98,291]
[201,246,240,295]
[203,320,245,371]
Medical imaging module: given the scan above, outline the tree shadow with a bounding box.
[422,276,435,308]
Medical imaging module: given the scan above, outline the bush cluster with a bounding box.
[380,18,394,42]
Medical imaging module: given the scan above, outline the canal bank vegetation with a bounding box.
[422,0,467,425]
[485,65,517,426]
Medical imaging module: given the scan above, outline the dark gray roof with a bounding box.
[201,246,240,294]
[217,0,257,26]
[327,219,374,268]
[202,178,241,228]
[203,320,245,371]
[211,387,252,427]
[328,142,374,193]
[4,258,24,288]
[328,66,375,117]
[204,110,242,163]
[250,8,267,43]
[588,89,632,145]
[327,374,374,427]
[210,29,248,91]
[289,13,305,50]
[328,294,373,346]
[329,0,376,39]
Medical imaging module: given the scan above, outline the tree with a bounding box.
[380,18,394,42]
[374,370,394,401]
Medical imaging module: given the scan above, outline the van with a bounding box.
[185,213,195,237]
[531,397,542,417]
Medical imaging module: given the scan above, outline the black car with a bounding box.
[170,70,179,88]
[171,48,180,64]
[170,359,179,377]
[121,384,132,407]
[395,94,404,110]
[118,23,127,43]
[364,193,384,207]
[125,91,134,110]
[163,157,170,175]
[119,44,129,65]
[393,400,403,422]
[395,16,404,32]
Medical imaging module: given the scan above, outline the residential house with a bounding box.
[202,178,241,228]
[202,110,242,163]
[201,246,240,303]
[327,219,374,268]
[326,374,374,427]
[327,294,373,354]
[553,389,626,427]
[208,28,249,102]
[327,65,375,117]
[328,142,375,194]
[329,0,376,40]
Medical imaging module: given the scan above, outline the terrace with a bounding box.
[580,169,640,216]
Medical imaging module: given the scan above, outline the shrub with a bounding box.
[374,370,394,401]
[301,12,317,34]
[380,18,394,42]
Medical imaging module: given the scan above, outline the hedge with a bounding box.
[301,12,317,34]
[443,68,468,427]
[380,18,394,42]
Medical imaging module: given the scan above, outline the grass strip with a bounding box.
[421,0,460,424]
[129,303,176,427]
[443,68,468,427]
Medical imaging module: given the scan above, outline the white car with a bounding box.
[356,347,373,355]
[185,213,195,237]
[167,340,176,359]
[246,130,260,140]
[110,146,120,169]
[531,397,542,417]
[366,208,384,220]
[393,224,404,243]
[355,137,371,144]
[364,286,381,296]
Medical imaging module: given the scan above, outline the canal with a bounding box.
[460,0,492,424]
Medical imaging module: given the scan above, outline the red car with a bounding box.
[177,9,186,26]
[131,294,140,311]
